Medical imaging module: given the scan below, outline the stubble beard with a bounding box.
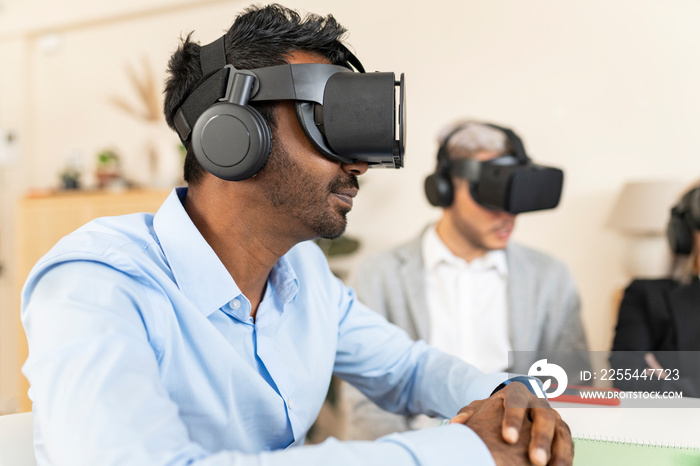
[455,216,513,252]
[257,139,357,240]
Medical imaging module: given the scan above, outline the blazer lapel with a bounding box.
[669,278,700,351]
[506,244,539,353]
[397,236,431,342]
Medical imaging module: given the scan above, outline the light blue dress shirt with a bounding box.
[21,188,509,466]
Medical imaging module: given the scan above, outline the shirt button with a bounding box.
[230,298,241,310]
[288,398,295,410]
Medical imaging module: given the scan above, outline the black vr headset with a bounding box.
[424,123,563,214]
[171,35,406,181]
[667,187,700,255]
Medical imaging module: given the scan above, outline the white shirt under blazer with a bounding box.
[422,226,512,373]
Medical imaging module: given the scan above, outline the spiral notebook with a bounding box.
[554,398,700,465]
[573,437,700,466]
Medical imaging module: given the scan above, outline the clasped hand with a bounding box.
[450,381,573,466]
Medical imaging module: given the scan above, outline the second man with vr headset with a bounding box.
[345,119,590,439]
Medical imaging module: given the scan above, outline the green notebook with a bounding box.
[574,437,700,466]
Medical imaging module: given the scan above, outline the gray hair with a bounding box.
[436,120,508,160]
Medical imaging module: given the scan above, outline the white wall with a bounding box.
[1,0,699,410]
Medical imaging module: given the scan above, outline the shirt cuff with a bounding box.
[463,371,511,402]
[380,424,495,466]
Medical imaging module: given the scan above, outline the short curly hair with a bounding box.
[163,4,351,185]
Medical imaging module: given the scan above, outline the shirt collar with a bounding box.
[422,224,508,277]
[153,188,299,318]
[269,255,299,304]
[153,188,238,317]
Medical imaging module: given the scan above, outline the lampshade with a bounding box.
[607,180,685,235]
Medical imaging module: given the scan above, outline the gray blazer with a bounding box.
[343,232,589,439]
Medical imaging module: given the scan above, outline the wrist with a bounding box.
[490,375,545,398]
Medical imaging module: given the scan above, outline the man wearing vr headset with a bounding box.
[346,120,588,438]
[21,6,571,466]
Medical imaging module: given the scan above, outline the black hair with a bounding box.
[163,3,350,185]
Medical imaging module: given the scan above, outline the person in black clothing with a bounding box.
[611,185,700,396]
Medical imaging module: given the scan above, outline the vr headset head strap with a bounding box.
[336,42,365,73]
[172,36,230,143]
[675,187,700,227]
[171,35,366,144]
[484,123,530,163]
[667,187,700,254]
[436,124,469,174]
[200,35,227,74]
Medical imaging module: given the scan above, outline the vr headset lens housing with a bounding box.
[293,68,405,167]
[449,157,564,214]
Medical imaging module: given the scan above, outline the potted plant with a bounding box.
[95,149,123,189]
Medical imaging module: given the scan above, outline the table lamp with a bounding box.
[607,180,685,278]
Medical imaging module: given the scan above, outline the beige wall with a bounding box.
[1,0,699,411]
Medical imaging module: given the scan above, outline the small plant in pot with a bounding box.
[95,149,124,189]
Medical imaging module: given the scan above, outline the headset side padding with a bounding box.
[667,214,693,255]
[191,102,272,181]
[424,172,454,207]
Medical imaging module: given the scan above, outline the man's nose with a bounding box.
[341,161,369,176]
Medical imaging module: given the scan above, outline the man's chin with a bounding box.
[320,231,343,241]
[315,214,347,240]
[318,225,346,240]
[492,229,512,243]
[486,237,510,250]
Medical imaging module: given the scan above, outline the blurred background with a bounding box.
[0,0,698,414]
